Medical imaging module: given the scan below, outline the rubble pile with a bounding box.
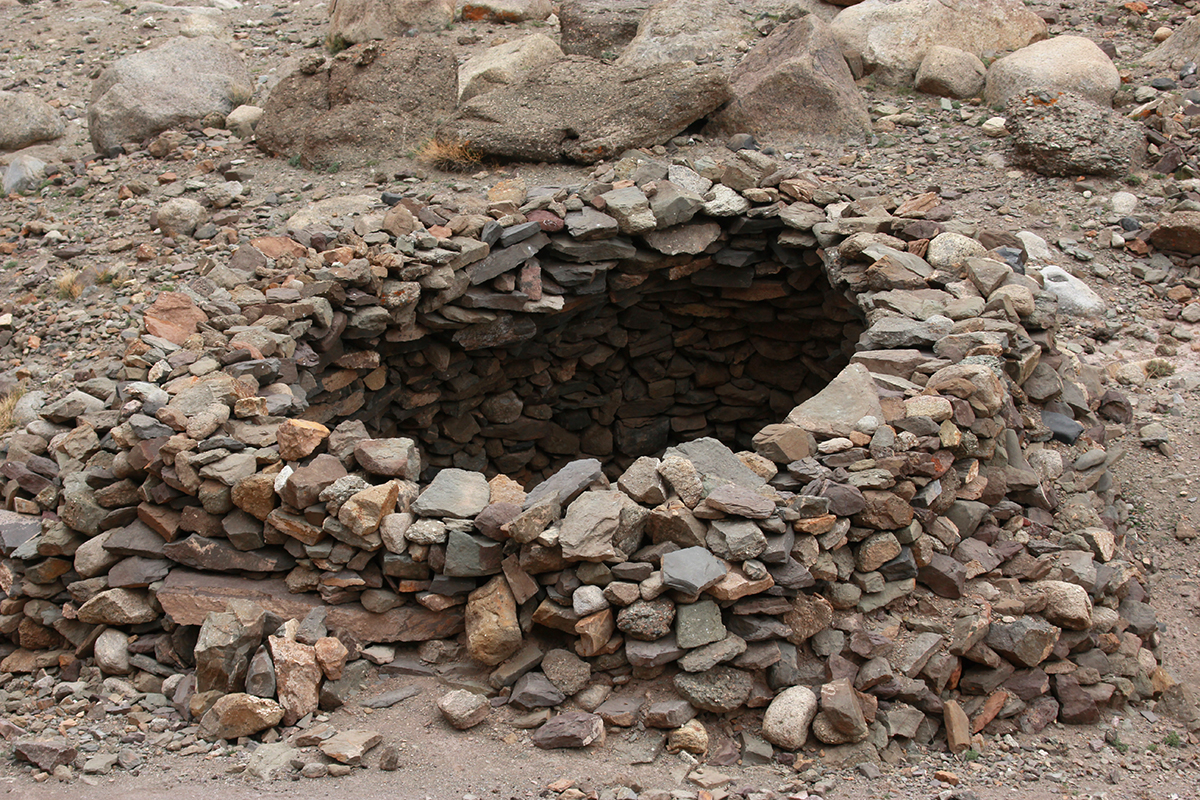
[0,147,1173,764]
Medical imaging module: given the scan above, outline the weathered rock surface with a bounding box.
[328,0,456,45]
[89,37,252,153]
[708,17,870,143]
[0,91,64,151]
[257,40,457,169]
[199,693,284,741]
[458,34,564,102]
[830,0,1047,85]
[439,57,729,164]
[465,575,522,665]
[1005,91,1144,177]
[984,36,1120,108]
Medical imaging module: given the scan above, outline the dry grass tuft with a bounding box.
[1146,358,1175,379]
[55,269,83,300]
[0,383,27,433]
[416,137,483,173]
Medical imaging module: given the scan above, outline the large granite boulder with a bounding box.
[830,0,1046,85]
[0,92,64,151]
[88,36,252,153]
[615,0,747,69]
[328,0,456,46]
[984,36,1120,108]
[1145,14,1200,70]
[458,34,563,102]
[256,40,457,170]
[559,0,652,58]
[438,57,729,164]
[707,16,870,143]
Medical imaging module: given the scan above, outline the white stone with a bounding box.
[572,584,610,616]
[225,104,264,138]
[93,628,131,676]
[817,437,854,454]
[1035,580,1092,631]
[853,415,882,435]
[2,154,46,195]
[1027,449,1063,481]
[903,395,953,422]
[762,685,818,750]
[926,232,986,269]
[702,184,751,217]
[1110,191,1138,216]
[1016,231,1056,263]
[1035,265,1105,317]
[980,117,1008,137]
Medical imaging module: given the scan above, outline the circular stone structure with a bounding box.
[0,150,1163,756]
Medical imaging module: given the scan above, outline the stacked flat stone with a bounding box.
[0,146,1169,754]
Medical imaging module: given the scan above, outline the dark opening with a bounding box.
[344,250,861,486]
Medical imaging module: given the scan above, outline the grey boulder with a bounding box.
[0,92,64,151]
[438,57,729,164]
[707,17,870,143]
[88,36,252,153]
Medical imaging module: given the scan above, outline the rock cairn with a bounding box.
[0,147,1173,759]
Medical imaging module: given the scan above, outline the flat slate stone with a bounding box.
[664,437,766,490]
[360,685,421,709]
[103,520,168,557]
[443,530,504,577]
[675,599,727,649]
[531,711,604,749]
[412,468,491,518]
[524,458,604,509]
[0,511,40,556]
[679,634,748,673]
[510,671,566,708]
[162,536,295,573]
[157,570,463,644]
[785,363,885,438]
[595,696,644,726]
[625,634,685,667]
[661,546,727,594]
[645,698,696,729]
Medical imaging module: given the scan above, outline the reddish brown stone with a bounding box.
[269,636,320,726]
[276,419,330,461]
[972,689,1009,734]
[465,575,521,665]
[144,292,207,345]
[232,473,277,520]
[250,236,308,259]
[137,502,182,542]
[280,454,347,509]
[852,491,914,530]
[156,570,463,642]
[943,698,971,753]
[575,608,616,656]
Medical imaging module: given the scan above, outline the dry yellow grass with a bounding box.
[0,383,27,433]
[55,269,83,300]
[416,137,483,173]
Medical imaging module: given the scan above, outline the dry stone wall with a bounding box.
[0,147,1168,753]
